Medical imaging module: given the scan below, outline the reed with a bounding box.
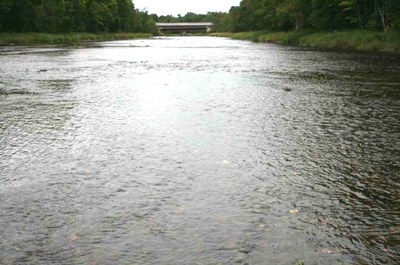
[211,31,400,53]
[0,33,153,46]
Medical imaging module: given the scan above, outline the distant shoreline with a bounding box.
[2,31,399,54]
[0,33,153,46]
[210,31,400,54]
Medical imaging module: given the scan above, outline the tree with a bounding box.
[64,0,86,32]
[117,0,135,31]
[4,0,37,32]
[33,0,66,33]
[85,0,118,32]
[0,0,13,31]
[276,0,311,31]
[309,0,349,31]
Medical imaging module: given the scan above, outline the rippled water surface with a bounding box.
[1,37,400,265]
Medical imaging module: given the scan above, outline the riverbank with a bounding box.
[0,32,153,46]
[210,31,400,53]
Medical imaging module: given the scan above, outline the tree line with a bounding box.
[0,0,158,34]
[153,12,233,33]
[155,0,400,33]
[225,0,400,32]
[2,0,399,34]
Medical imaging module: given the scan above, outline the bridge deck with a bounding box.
[156,23,213,27]
[156,23,213,32]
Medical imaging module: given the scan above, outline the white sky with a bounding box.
[133,0,241,16]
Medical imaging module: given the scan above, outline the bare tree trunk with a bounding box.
[377,0,389,31]
[356,4,363,29]
[295,12,303,32]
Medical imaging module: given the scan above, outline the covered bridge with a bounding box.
[156,23,213,34]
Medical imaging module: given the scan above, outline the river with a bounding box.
[1,37,400,265]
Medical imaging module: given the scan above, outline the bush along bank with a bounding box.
[0,33,153,46]
[210,31,400,53]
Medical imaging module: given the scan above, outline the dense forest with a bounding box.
[0,0,158,34]
[155,0,400,33]
[225,0,400,32]
[1,0,399,34]
[153,12,232,33]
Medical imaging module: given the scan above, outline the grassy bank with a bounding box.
[0,32,153,46]
[210,31,400,53]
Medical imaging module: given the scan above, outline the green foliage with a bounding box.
[224,0,400,32]
[0,32,152,45]
[0,0,157,34]
[154,11,233,33]
[0,0,13,30]
[213,30,400,53]
[298,31,400,52]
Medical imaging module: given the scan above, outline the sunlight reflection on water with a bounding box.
[1,37,400,265]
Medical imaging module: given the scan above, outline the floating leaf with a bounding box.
[320,248,335,254]
[68,233,79,242]
[383,247,390,253]
[175,207,185,214]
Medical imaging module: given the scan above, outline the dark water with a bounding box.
[0,37,400,265]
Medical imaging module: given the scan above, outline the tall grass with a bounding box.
[299,31,400,52]
[0,32,153,46]
[211,31,400,53]
[210,32,304,44]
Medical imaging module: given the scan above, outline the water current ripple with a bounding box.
[1,37,400,265]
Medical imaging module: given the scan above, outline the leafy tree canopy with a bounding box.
[0,0,158,34]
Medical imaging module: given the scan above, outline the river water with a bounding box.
[0,37,400,265]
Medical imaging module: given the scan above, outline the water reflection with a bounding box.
[0,37,400,264]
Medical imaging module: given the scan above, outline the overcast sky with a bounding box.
[133,0,241,16]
